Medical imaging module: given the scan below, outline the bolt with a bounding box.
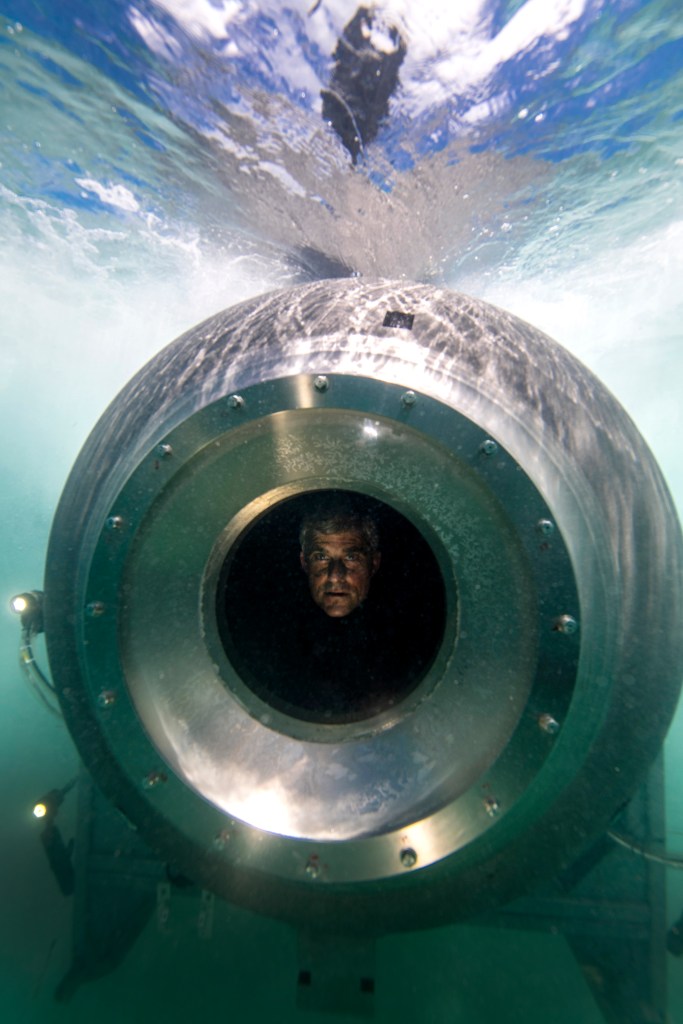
[227,394,244,409]
[156,443,173,458]
[400,847,418,868]
[86,601,106,617]
[554,614,578,635]
[313,375,329,393]
[480,439,498,456]
[401,390,417,407]
[98,689,117,708]
[483,796,500,818]
[142,770,167,790]
[538,713,560,735]
[305,856,321,879]
[537,518,555,536]
[212,828,231,850]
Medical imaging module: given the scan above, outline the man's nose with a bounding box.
[326,558,347,580]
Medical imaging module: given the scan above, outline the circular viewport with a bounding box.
[216,490,448,724]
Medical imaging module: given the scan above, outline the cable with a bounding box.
[608,828,683,869]
[19,628,62,719]
[20,629,56,692]
[11,590,61,717]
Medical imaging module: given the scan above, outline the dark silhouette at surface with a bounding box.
[321,7,406,163]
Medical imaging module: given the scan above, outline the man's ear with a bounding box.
[371,552,381,575]
[300,550,307,572]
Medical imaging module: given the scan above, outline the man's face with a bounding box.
[301,530,381,618]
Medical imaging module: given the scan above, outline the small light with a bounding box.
[10,591,44,632]
[31,782,75,822]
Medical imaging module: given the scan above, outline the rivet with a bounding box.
[480,439,498,456]
[537,518,555,536]
[538,713,560,735]
[483,796,500,817]
[227,394,244,409]
[400,847,418,868]
[553,614,578,635]
[105,515,124,531]
[212,828,231,850]
[305,856,321,879]
[156,443,173,458]
[142,770,167,790]
[401,390,417,407]
[86,601,106,618]
[313,375,329,393]
[98,689,117,708]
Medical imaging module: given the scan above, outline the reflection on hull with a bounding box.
[42,280,682,934]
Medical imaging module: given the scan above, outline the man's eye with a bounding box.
[312,553,329,562]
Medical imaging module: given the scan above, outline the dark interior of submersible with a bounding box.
[217,490,447,723]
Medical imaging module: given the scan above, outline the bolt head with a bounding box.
[212,828,231,850]
[480,439,498,456]
[554,614,578,635]
[142,770,167,790]
[313,375,329,393]
[400,847,418,868]
[305,857,321,879]
[538,713,560,735]
[484,796,500,817]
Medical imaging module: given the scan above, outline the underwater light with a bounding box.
[31,779,76,822]
[30,780,77,898]
[10,590,44,633]
[37,279,683,932]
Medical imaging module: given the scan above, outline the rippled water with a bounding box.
[1,1,683,1021]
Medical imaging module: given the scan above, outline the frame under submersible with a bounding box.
[19,280,683,1018]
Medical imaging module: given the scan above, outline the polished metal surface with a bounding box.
[44,280,683,931]
[106,389,574,855]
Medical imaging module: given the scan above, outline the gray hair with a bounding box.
[299,500,379,556]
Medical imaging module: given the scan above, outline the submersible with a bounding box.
[41,279,683,932]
